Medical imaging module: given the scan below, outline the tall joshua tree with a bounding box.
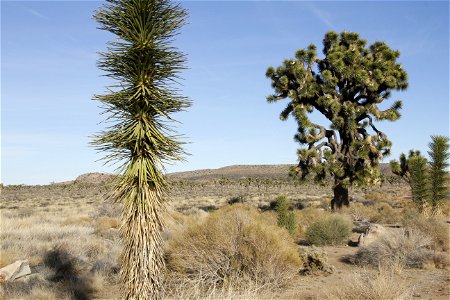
[93,0,189,299]
[266,32,408,209]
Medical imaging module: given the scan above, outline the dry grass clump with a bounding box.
[353,229,448,269]
[401,209,449,251]
[342,202,378,222]
[342,201,404,224]
[164,204,301,297]
[323,267,413,300]
[94,216,120,232]
[370,202,403,224]
[305,215,352,246]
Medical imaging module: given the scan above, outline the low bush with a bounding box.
[298,246,335,275]
[305,215,352,246]
[323,267,412,300]
[402,209,449,251]
[353,229,447,269]
[164,204,301,296]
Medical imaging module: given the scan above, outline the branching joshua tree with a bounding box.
[93,0,189,299]
[266,31,408,209]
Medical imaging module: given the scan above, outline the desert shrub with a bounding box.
[342,202,378,222]
[370,202,403,224]
[402,209,449,251]
[323,268,412,300]
[296,207,331,225]
[276,195,297,235]
[364,191,386,203]
[165,204,301,296]
[343,201,404,225]
[305,215,352,246]
[298,246,335,275]
[353,229,446,269]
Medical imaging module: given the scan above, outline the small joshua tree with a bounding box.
[391,150,428,210]
[428,136,449,215]
[93,0,189,298]
[391,136,449,215]
[390,149,422,184]
[266,31,408,209]
[408,155,429,212]
[276,195,297,235]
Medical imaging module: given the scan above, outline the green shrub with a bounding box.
[276,195,297,235]
[165,204,301,296]
[305,215,352,246]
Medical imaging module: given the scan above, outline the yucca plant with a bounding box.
[93,0,189,299]
[428,136,449,215]
[408,155,429,213]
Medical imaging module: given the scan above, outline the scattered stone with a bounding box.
[0,260,31,281]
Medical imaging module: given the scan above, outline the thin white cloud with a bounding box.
[24,7,48,20]
[305,2,335,30]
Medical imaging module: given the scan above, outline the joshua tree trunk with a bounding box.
[120,184,165,299]
[331,181,349,210]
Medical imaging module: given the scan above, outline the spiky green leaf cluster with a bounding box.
[391,137,449,215]
[409,155,429,211]
[428,136,450,211]
[93,0,190,196]
[390,149,422,183]
[267,31,407,187]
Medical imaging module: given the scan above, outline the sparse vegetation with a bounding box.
[0,165,447,299]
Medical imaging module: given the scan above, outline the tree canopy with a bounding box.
[266,31,408,208]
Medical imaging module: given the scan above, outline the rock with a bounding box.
[0,260,31,281]
[358,224,387,247]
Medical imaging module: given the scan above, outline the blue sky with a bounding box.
[2,1,449,185]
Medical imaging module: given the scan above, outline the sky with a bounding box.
[1,0,449,185]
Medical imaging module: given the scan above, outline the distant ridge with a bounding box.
[168,164,294,181]
[71,163,394,184]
